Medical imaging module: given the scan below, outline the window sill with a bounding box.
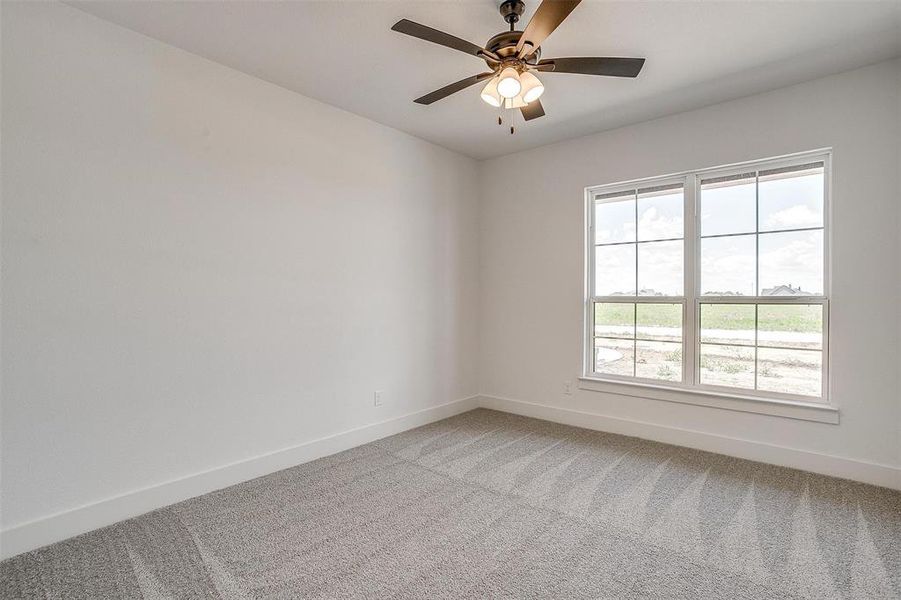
[577,377,839,424]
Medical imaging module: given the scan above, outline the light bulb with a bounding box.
[519,71,544,103]
[496,67,521,99]
[480,77,502,107]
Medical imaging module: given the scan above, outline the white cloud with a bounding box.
[638,206,682,241]
[759,232,823,293]
[764,205,820,230]
[701,252,755,295]
[639,241,682,295]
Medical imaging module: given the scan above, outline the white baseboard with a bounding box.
[0,395,479,560]
[4,392,897,561]
[477,394,901,491]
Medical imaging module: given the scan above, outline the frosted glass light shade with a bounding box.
[496,67,522,99]
[480,77,502,107]
[504,94,527,109]
[519,71,544,103]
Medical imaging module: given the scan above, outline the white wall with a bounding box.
[479,59,901,473]
[1,1,479,535]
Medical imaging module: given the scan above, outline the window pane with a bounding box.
[757,348,822,397]
[759,229,823,296]
[637,187,683,242]
[700,304,755,346]
[595,244,636,296]
[701,234,756,296]
[636,341,682,382]
[757,304,823,350]
[759,165,824,232]
[638,240,683,296]
[699,344,755,389]
[594,303,634,339]
[700,173,756,236]
[594,337,634,377]
[595,195,635,244]
[637,303,682,342]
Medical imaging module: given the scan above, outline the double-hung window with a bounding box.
[585,151,829,404]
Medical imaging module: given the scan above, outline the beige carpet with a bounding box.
[2,408,899,599]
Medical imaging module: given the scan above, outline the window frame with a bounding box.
[583,149,833,418]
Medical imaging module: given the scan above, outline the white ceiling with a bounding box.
[70,1,901,160]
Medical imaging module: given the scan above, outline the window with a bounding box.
[585,151,829,403]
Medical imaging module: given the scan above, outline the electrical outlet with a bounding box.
[563,380,573,395]
[374,390,383,407]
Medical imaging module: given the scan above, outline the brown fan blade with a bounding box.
[392,19,485,57]
[414,72,494,105]
[536,57,645,78]
[520,99,546,121]
[515,0,581,59]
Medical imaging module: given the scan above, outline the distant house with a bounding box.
[638,288,664,296]
[762,284,812,296]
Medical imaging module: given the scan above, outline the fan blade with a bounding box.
[515,0,581,59]
[520,99,546,121]
[414,72,494,105]
[392,19,485,57]
[536,57,645,78]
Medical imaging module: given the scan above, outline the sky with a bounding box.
[594,168,824,296]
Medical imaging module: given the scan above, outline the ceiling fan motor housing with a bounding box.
[489,1,540,66]
[485,31,540,63]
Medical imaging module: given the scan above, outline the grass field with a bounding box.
[593,301,823,397]
[594,302,822,333]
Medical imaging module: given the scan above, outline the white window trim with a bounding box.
[582,149,837,424]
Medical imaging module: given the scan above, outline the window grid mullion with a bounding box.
[684,175,698,387]
[633,190,639,298]
[700,225,823,240]
[755,170,760,297]
[632,303,638,377]
[753,304,759,391]
[595,236,685,248]
[633,191,638,377]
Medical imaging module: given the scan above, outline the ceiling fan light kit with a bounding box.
[518,71,545,103]
[391,0,645,129]
[480,76,503,107]
[497,66,522,98]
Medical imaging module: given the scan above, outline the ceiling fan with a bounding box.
[391,0,645,126]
